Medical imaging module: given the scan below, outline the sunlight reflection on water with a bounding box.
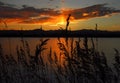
[0,37,120,66]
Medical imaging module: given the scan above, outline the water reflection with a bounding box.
[0,37,120,83]
[0,37,120,65]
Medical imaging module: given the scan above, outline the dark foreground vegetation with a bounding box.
[0,37,120,83]
[0,29,120,37]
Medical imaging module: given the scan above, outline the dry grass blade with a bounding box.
[48,47,53,64]
[39,39,49,48]
[0,37,120,83]
[65,14,71,32]
[35,39,49,64]
[53,52,57,64]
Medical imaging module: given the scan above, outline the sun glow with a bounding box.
[57,15,66,25]
[49,15,66,26]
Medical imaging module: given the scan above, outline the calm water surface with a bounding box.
[0,37,120,66]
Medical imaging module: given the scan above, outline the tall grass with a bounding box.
[0,15,119,83]
[0,38,119,83]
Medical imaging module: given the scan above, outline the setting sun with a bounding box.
[0,0,120,31]
[0,0,120,83]
[57,15,66,25]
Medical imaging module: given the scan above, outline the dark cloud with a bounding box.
[0,2,59,19]
[66,4,120,20]
[0,1,15,7]
[0,1,4,5]
[0,1,120,24]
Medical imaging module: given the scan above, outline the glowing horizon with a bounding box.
[0,0,120,31]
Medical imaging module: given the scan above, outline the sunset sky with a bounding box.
[0,0,120,31]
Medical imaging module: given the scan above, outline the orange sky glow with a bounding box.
[0,1,120,31]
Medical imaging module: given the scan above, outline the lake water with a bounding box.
[0,37,120,66]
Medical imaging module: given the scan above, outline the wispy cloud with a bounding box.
[0,1,120,24]
[69,4,120,20]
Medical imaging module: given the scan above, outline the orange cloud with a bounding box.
[0,1,120,25]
